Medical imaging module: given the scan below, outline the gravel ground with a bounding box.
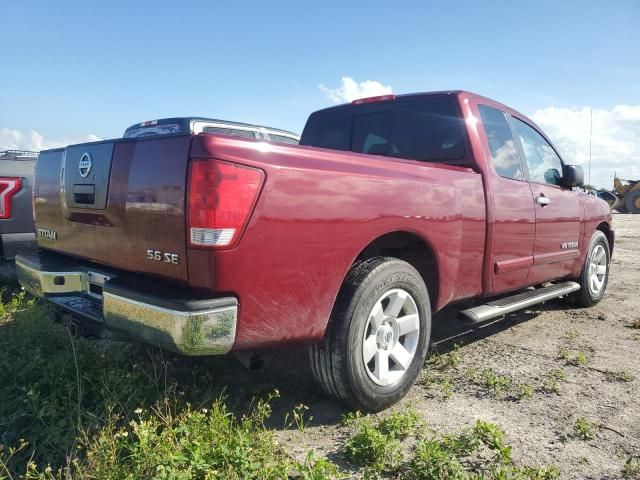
[218,214,639,478]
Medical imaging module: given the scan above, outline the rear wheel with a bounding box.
[625,191,640,214]
[309,257,431,412]
[572,231,610,307]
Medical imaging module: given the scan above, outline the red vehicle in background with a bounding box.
[17,91,613,411]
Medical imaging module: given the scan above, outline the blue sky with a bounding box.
[1,0,639,186]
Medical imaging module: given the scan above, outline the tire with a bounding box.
[572,231,611,307]
[624,191,640,214]
[309,256,431,412]
[616,204,629,214]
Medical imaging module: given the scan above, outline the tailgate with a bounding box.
[33,134,192,282]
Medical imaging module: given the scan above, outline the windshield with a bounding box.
[300,95,465,163]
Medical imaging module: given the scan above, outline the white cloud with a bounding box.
[530,105,640,189]
[0,127,102,152]
[319,76,393,104]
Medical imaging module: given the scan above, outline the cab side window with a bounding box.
[478,105,524,180]
[512,118,563,186]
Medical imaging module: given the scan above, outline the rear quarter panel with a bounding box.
[188,135,486,350]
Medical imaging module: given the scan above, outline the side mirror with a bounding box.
[562,164,584,188]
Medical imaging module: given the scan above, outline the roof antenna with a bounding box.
[588,108,593,186]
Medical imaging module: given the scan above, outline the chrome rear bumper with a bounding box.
[16,252,237,356]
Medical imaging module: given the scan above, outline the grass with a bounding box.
[420,347,463,401]
[284,403,312,432]
[474,368,513,396]
[466,368,535,402]
[607,370,636,382]
[406,420,560,480]
[424,347,546,402]
[344,410,422,477]
[0,288,342,479]
[0,288,35,317]
[557,348,588,366]
[573,417,599,441]
[623,457,640,479]
[428,344,462,370]
[542,369,566,395]
[342,412,560,480]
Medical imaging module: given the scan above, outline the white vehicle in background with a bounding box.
[123,118,300,144]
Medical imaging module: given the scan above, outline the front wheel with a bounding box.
[572,230,611,307]
[309,257,431,412]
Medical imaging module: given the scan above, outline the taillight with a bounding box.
[0,177,22,220]
[187,160,264,249]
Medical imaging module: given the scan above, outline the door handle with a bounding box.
[536,194,551,206]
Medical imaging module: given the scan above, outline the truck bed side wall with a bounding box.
[188,135,486,350]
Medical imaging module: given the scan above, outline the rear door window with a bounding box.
[300,96,465,163]
[478,105,524,180]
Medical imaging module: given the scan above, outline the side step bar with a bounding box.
[459,281,580,324]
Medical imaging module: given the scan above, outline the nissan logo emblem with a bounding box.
[79,152,92,178]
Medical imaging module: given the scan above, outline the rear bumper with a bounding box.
[15,251,237,355]
[1,232,37,260]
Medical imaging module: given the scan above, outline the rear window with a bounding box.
[201,126,257,139]
[300,96,465,163]
[267,134,299,145]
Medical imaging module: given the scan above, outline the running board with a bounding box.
[459,281,580,324]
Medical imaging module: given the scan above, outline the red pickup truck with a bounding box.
[16,91,613,411]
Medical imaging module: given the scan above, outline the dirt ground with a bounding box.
[205,214,639,478]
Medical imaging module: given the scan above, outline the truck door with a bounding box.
[477,105,536,295]
[509,116,582,285]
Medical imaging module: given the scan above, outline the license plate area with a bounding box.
[49,295,103,322]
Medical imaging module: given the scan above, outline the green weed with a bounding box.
[408,439,466,480]
[406,420,558,480]
[557,349,587,366]
[622,456,640,479]
[427,344,462,370]
[573,417,598,441]
[285,403,312,432]
[483,369,514,395]
[518,383,534,400]
[608,370,635,382]
[343,410,424,478]
[0,289,36,318]
[542,369,566,394]
[344,417,403,476]
[294,451,345,480]
[377,409,423,439]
